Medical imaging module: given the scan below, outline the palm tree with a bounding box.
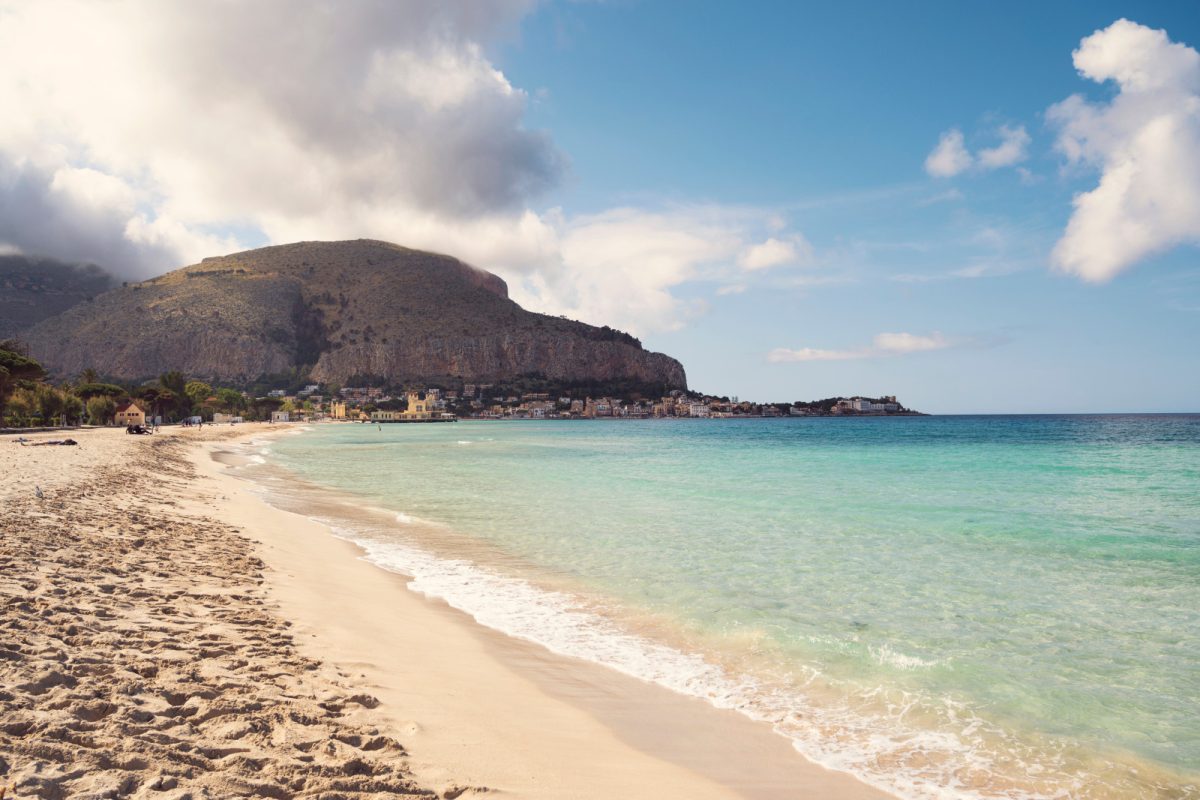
[158,371,190,420]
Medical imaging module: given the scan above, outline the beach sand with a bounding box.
[1,425,894,799]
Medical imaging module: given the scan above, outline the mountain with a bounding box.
[0,256,117,340]
[23,240,688,390]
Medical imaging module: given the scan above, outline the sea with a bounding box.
[232,415,1200,799]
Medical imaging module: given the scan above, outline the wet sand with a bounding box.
[1,424,894,799]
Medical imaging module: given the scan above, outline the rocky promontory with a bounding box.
[22,240,687,390]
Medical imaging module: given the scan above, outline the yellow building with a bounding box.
[114,401,146,427]
[402,391,433,420]
[330,400,347,419]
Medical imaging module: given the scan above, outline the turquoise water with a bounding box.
[253,416,1200,799]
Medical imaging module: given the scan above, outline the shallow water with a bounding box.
[247,416,1200,799]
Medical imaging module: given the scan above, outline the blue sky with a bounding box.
[0,1,1197,412]
[493,1,1200,412]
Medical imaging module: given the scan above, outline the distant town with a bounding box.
[220,384,918,424]
[0,338,920,429]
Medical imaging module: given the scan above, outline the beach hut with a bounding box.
[114,401,146,427]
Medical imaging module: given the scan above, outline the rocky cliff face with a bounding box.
[24,240,688,390]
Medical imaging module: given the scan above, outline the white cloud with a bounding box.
[737,235,813,271]
[768,332,952,362]
[925,125,1030,177]
[977,125,1031,169]
[918,188,965,206]
[925,129,973,177]
[506,206,806,335]
[0,0,557,275]
[768,346,863,363]
[0,0,826,337]
[872,331,950,353]
[1048,18,1200,282]
[715,283,747,296]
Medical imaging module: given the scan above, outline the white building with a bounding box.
[271,411,290,422]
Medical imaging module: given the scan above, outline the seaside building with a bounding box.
[524,400,553,418]
[114,401,146,427]
[271,411,290,423]
[403,391,433,420]
[360,391,457,422]
[329,400,347,419]
[835,397,902,413]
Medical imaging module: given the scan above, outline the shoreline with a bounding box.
[213,421,1200,800]
[200,427,896,799]
[1,424,894,799]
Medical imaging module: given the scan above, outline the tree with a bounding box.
[185,380,213,408]
[75,382,126,399]
[80,367,99,384]
[159,370,187,396]
[4,387,36,426]
[0,341,47,420]
[216,388,245,413]
[247,396,282,421]
[156,390,178,421]
[33,383,66,425]
[158,371,190,419]
[62,392,84,426]
[86,395,117,426]
[187,381,216,412]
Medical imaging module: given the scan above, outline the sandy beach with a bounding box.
[1,424,893,799]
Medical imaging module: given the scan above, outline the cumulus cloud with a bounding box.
[924,125,1029,177]
[1048,18,1200,282]
[506,206,805,335]
[0,0,558,277]
[737,235,813,271]
[925,129,973,177]
[767,332,952,363]
[978,125,1032,169]
[0,0,823,336]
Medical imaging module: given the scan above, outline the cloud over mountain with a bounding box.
[0,0,559,276]
[0,1,819,337]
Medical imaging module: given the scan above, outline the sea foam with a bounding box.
[320,522,1057,800]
